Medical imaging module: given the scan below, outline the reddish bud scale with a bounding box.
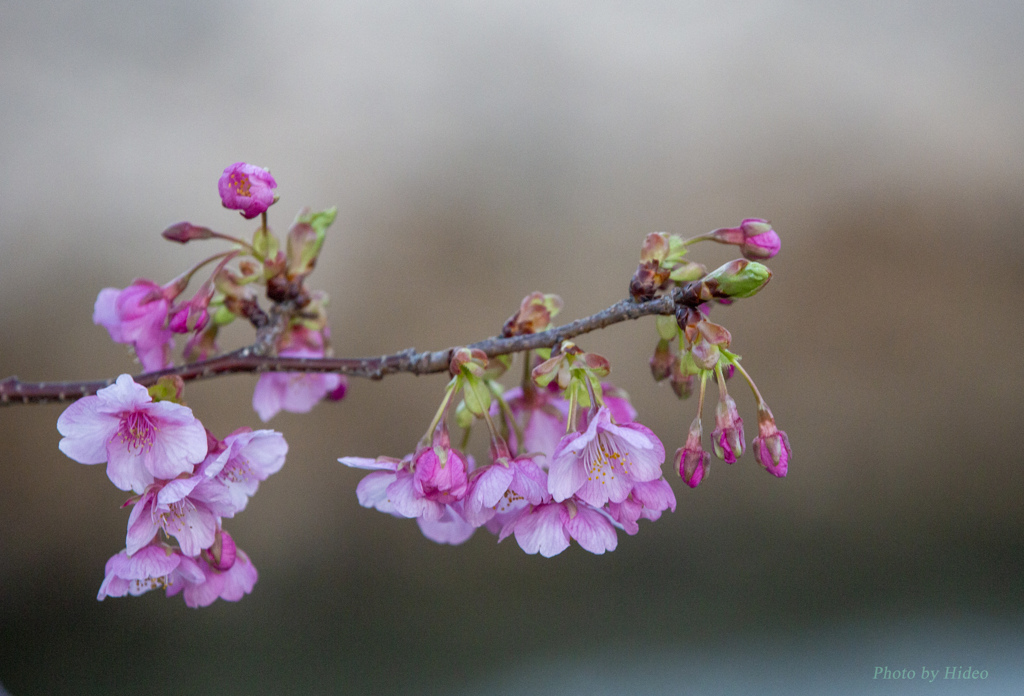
[629,260,672,302]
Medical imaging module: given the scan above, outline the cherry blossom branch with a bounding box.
[0,295,679,406]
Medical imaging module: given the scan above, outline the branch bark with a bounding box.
[1,295,678,406]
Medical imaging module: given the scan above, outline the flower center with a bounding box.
[229,172,252,198]
[222,455,252,483]
[116,411,157,454]
[582,431,632,484]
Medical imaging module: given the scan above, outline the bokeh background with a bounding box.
[1,1,1023,694]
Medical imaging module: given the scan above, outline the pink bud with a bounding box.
[711,393,744,463]
[752,406,791,477]
[218,163,277,219]
[650,338,674,382]
[202,529,237,571]
[739,219,781,260]
[675,418,709,488]
[709,219,781,261]
[162,222,216,244]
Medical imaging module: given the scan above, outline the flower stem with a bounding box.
[422,377,460,445]
[731,360,766,407]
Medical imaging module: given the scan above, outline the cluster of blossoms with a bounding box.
[342,332,677,557]
[341,224,792,555]
[55,163,346,605]
[93,162,345,421]
[57,374,286,606]
[41,162,792,605]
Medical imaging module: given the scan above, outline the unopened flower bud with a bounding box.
[286,207,336,277]
[688,337,720,371]
[502,292,563,337]
[711,393,744,463]
[202,529,237,571]
[168,287,213,334]
[709,219,781,260]
[738,219,781,260]
[450,347,488,377]
[218,162,278,219]
[640,232,670,263]
[161,221,216,244]
[650,338,674,382]
[629,260,671,302]
[752,406,791,477]
[702,259,772,299]
[670,364,694,399]
[675,418,709,488]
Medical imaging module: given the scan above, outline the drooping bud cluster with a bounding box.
[628,224,790,487]
[57,374,287,606]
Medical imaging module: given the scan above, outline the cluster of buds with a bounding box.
[56,374,287,606]
[630,224,790,487]
[94,162,346,422]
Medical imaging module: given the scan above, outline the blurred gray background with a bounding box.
[1,1,1023,694]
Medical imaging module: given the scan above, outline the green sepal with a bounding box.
[656,315,679,340]
[461,373,492,417]
[669,260,706,282]
[454,399,474,429]
[665,234,689,264]
[289,207,336,276]
[252,225,279,261]
[211,302,236,326]
[148,376,184,404]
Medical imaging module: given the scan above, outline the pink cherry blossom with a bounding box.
[412,425,469,505]
[93,279,174,371]
[494,383,635,461]
[218,162,277,219]
[97,543,205,600]
[606,478,677,535]
[499,498,618,557]
[548,406,666,507]
[57,374,208,493]
[416,505,476,545]
[252,329,345,422]
[203,427,288,514]
[491,386,568,460]
[340,454,445,522]
[125,473,236,557]
[462,454,549,528]
[167,548,259,607]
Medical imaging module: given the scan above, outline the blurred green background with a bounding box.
[1,1,1022,694]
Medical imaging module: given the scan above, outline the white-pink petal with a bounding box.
[57,399,117,464]
[565,504,618,555]
[547,437,589,503]
[514,504,570,557]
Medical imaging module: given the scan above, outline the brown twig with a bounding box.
[1,295,681,406]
